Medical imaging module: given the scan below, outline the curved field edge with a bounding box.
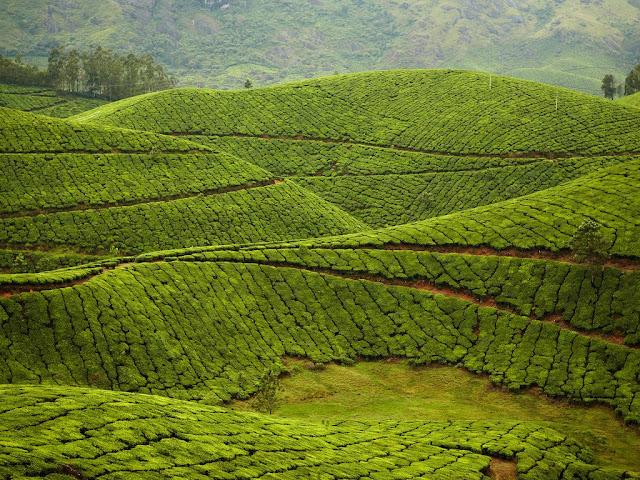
[2,384,637,479]
[70,70,640,156]
[1,260,640,426]
[0,106,210,154]
[0,181,369,254]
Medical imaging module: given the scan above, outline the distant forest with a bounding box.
[0,46,175,100]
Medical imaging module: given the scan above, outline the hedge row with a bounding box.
[297,157,624,227]
[1,261,638,424]
[0,182,367,253]
[190,135,539,176]
[284,159,640,257]
[74,70,640,154]
[0,152,272,214]
[0,92,64,111]
[34,96,110,118]
[172,248,640,344]
[3,385,634,479]
[0,249,106,273]
[0,106,209,154]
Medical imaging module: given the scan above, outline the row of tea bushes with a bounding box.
[297,157,625,227]
[0,182,367,253]
[1,260,638,424]
[192,135,540,176]
[282,159,640,257]
[0,152,272,214]
[0,107,209,154]
[173,247,640,344]
[74,70,640,155]
[2,385,634,479]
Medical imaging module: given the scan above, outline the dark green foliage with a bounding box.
[570,219,610,269]
[252,367,282,414]
[602,74,617,100]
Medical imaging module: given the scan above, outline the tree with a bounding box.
[252,368,281,414]
[569,219,609,278]
[244,78,253,89]
[625,63,640,96]
[601,74,616,100]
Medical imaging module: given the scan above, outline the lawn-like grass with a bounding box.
[232,360,640,472]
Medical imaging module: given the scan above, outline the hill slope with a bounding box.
[0,83,109,118]
[72,70,640,155]
[1,0,638,94]
[4,385,634,480]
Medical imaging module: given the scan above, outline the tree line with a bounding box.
[0,46,175,100]
[601,63,640,100]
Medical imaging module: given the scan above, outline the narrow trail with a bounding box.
[0,180,278,219]
[0,257,632,348]
[176,132,640,160]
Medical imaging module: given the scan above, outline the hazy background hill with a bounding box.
[1,0,639,95]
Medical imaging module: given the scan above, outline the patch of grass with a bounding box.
[233,360,640,472]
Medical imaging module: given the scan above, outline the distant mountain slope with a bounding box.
[1,0,638,95]
[73,70,640,155]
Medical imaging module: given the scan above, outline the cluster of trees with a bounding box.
[0,46,175,100]
[601,63,640,99]
[0,54,48,86]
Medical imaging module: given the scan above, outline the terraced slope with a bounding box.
[0,107,207,154]
[0,107,367,253]
[296,157,626,227]
[0,83,108,118]
[2,259,640,425]
[5,385,635,480]
[73,70,640,156]
[617,92,640,109]
[259,159,640,258]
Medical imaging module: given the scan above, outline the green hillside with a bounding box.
[0,83,109,118]
[5,385,635,480]
[1,71,640,477]
[617,91,640,108]
[1,0,638,95]
[73,70,640,155]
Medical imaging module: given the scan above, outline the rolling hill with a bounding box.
[1,0,639,95]
[0,83,109,118]
[1,70,640,477]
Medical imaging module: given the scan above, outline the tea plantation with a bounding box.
[0,83,109,118]
[1,70,640,477]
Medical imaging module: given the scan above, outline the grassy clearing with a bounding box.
[232,360,640,472]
